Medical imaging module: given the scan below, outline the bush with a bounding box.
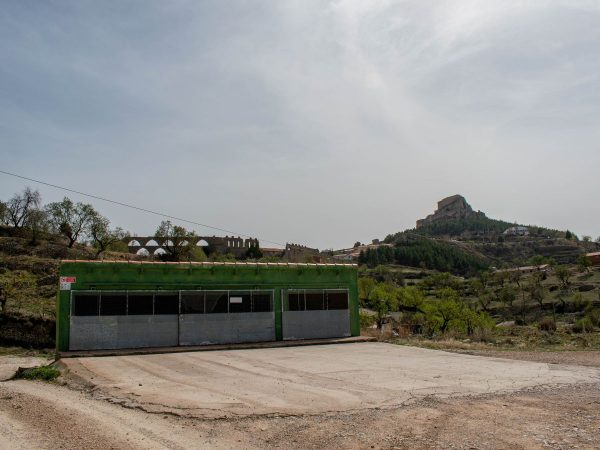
[472,327,495,343]
[15,365,60,381]
[539,317,557,333]
[571,293,591,312]
[360,311,376,329]
[586,309,600,328]
[573,317,594,334]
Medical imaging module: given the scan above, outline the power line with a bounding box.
[0,169,286,247]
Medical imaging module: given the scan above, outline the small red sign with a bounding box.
[60,276,76,283]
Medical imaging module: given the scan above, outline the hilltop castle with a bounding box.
[416,195,485,228]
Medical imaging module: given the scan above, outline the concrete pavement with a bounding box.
[60,342,600,418]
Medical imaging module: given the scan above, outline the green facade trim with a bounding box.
[57,261,359,352]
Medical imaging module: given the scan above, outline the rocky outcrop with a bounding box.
[416,195,485,228]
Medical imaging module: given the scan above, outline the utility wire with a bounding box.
[0,169,286,247]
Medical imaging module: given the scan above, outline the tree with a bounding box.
[46,197,96,247]
[189,246,208,262]
[495,285,517,309]
[492,270,509,288]
[370,283,398,328]
[582,235,592,243]
[577,254,592,273]
[155,220,197,261]
[528,272,547,310]
[470,276,493,312]
[0,201,7,226]
[565,230,573,240]
[461,307,494,336]
[89,213,128,257]
[245,244,263,260]
[423,272,462,292]
[423,297,462,334]
[358,277,377,304]
[398,286,426,310]
[554,266,572,290]
[4,187,41,229]
[25,208,49,245]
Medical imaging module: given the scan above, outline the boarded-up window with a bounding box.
[100,293,127,316]
[128,293,154,315]
[205,291,228,314]
[154,293,179,314]
[327,291,348,310]
[305,291,325,310]
[287,291,304,311]
[72,293,99,316]
[181,292,204,314]
[252,292,273,312]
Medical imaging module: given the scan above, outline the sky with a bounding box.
[1,0,599,250]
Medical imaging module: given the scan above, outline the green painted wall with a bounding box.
[57,261,359,352]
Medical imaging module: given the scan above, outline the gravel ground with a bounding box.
[456,350,600,368]
[1,379,599,449]
[1,348,600,449]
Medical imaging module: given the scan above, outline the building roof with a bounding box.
[61,260,357,267]
[586,252,600,257]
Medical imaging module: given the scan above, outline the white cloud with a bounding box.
[1,0,599,247]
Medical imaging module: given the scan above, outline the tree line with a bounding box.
[0,187,127,255]
[358,239,489,276]
[359,278,494,337]
[0,187,263,262]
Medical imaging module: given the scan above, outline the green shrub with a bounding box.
[16,366,60,381]
[571,293,591,312]
[573,317,594,334]
[586,309,600,328]
[360,311,376,329]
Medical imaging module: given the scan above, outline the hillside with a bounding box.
[0,229,136,348]
[377,196,596,273]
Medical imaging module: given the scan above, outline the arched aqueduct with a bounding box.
[124,236,259,257]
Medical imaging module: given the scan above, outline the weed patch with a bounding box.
[14,365,60,381]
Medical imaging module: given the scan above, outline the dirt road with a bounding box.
[1,344,600,449]
[2,378,600,449]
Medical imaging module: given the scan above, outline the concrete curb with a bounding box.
[58,335,376,358]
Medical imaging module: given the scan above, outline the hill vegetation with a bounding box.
[359,238,489,276]
[375,196,598,274]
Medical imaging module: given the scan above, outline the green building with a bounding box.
[57,260,359,352]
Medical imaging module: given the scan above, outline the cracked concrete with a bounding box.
[60,342,600,419]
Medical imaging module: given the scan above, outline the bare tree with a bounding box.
[0,201,7,226]
[528,272,547,310]
[46,197,96,247]
[4,187,41,229]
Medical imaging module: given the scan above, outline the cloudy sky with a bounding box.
[1,1,599,249]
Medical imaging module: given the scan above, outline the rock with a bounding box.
[416,195,485,228]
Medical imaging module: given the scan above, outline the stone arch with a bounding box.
[136,248,150,256]
[197,239,209,247]
[146,239,159,247]
[128,239,141,247]
[154,248,167,256]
